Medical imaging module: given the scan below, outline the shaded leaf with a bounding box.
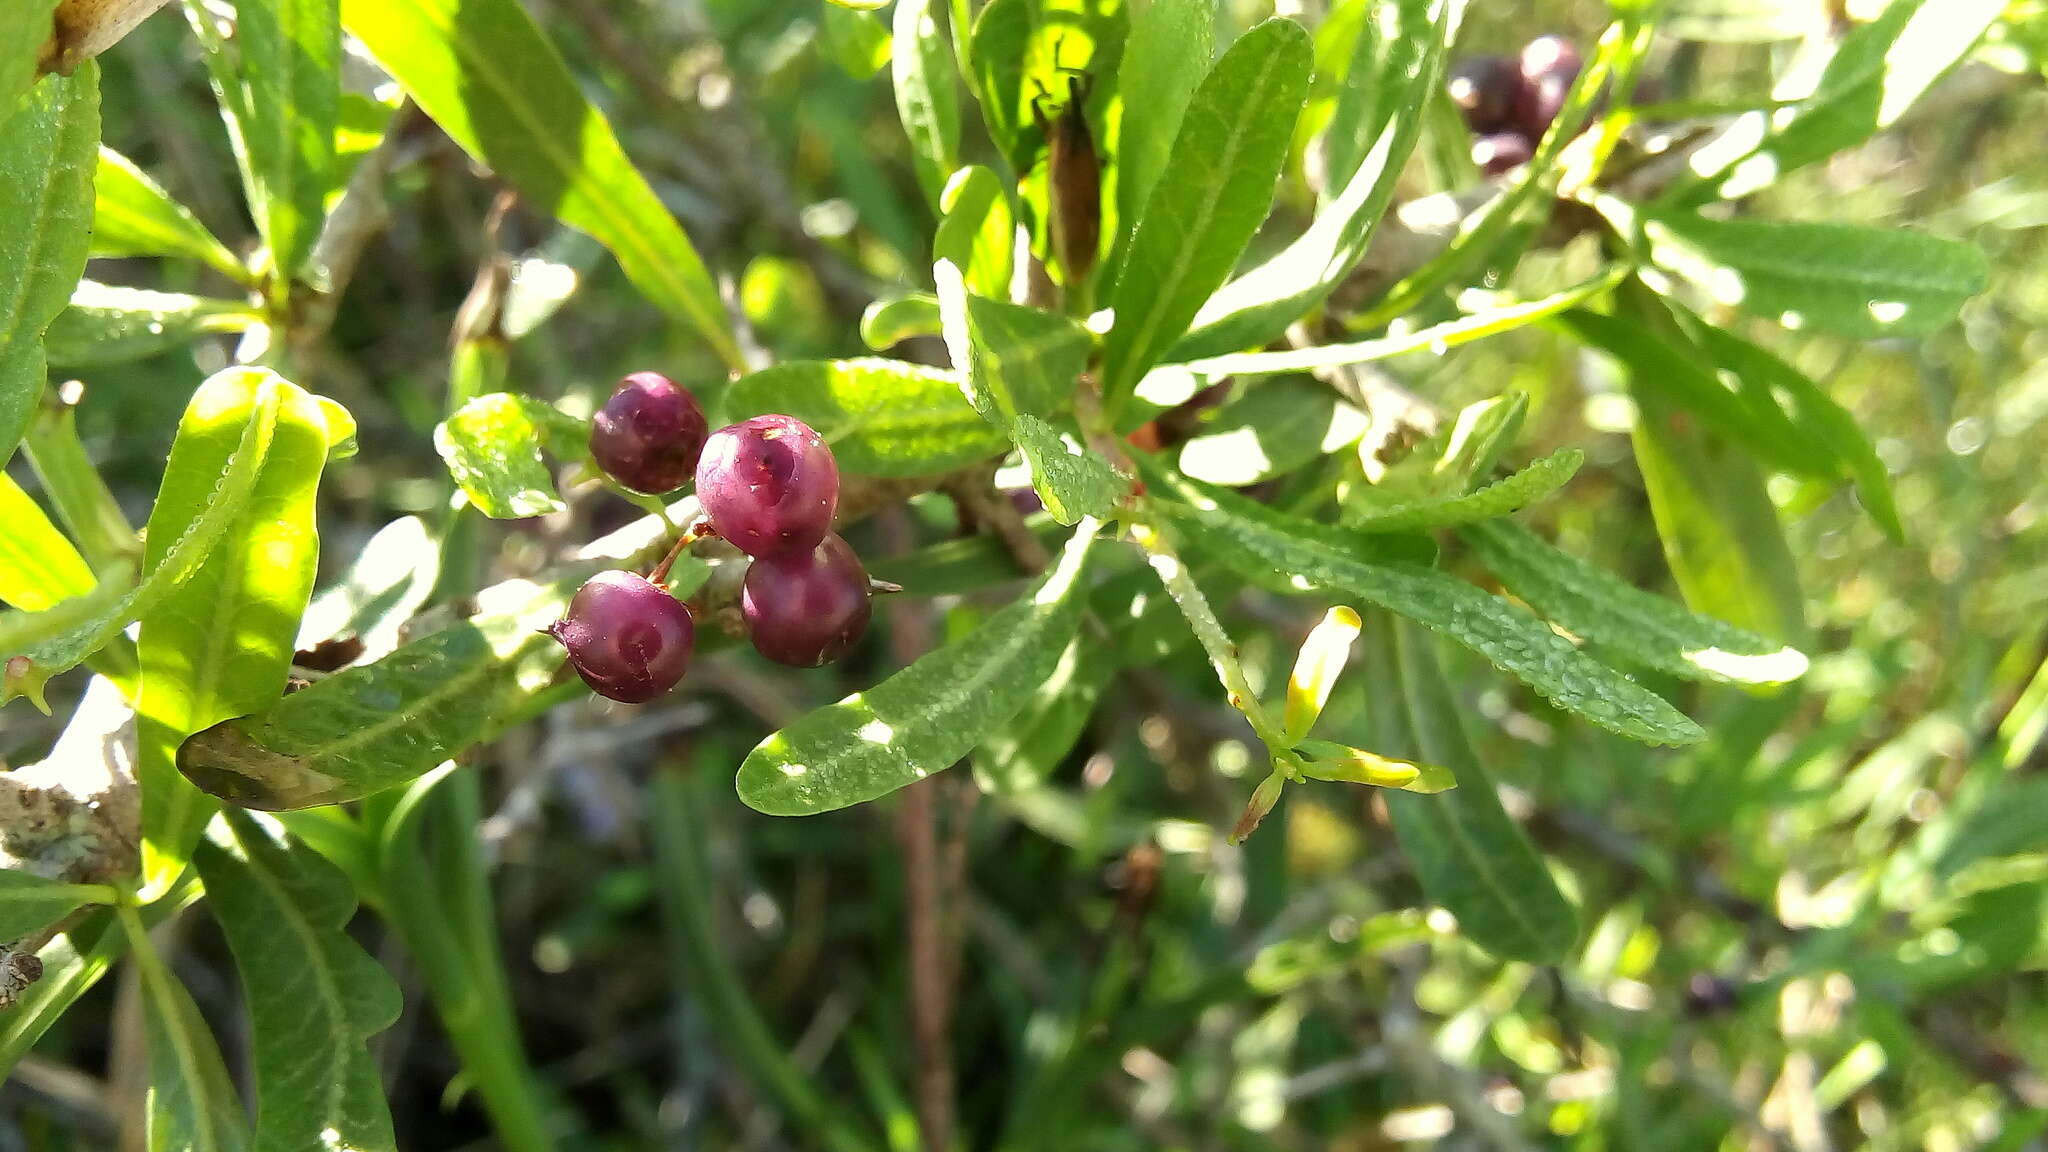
[724,359,1006,478]
[341,0,741,367]
[44,282,257,368]
[1176,377,1367,487]
[1342,448,1581,532]
[128,910,249,1152]
[434,392,566,518]
[1360,616,1578,962]
[22,396,138,571]
[0,871,107,942]
[739,525,1098,815]
[0,66,98,469]
[1463,519,1808,686]
[1100,18,1312,413]
[195,811,400,1152]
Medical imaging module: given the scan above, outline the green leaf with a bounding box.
[194,0,338,284]
[1341,448,1582,532]
[1175,377,1367,487]
[1168,0,1457,360]
[1665,0,1823,42]
[0,1,58,117]
[1109,0,1214,284]
[1638,213,1988,338]
[0,871,110,942]
[935,261,1126,522]
[860,293,943,350]
[893,0,961,207]
[1099,18,1311,414]
[739,524,1098,815]
[1631,383,1807,642]
[1360,616,1578,963]
[1678,310,1903,541]
[434,392,567,518]
[44,282,258,368]
[967,0,1125,174]
[123,909,249,1152]
[1462,520,1809,686]
[1667,0,2004,206]
[1,367,304,710]
[23,394,138,570]
[0,66,98,470]
[1138,461,1704,746]
[933,166,1013,298]
[176,573,579,810]
[0,472,96,611]
[971,631,1114,795]
[195,811,400,1152]
[723,358,1006,478]
[341,0,741,369]
[136,369,336,896]
[91,147,247,278]
[821,2,891,78]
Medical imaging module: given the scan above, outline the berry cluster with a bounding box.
[548,374,875,703]
[1446,34,1582,177]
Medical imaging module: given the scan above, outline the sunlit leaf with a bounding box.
[725,358,1008,478]
[434,392,567,518]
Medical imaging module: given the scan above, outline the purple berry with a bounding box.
[1472,132,1534,177]
[696,414,839,559]
[590,371,709,495]
[741,534,871,667]
[1516,35,1583,140]
[1447,55,1521,137]
[548,570,695,702]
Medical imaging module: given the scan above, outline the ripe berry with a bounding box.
[696,414,839,559]
[1516,34,1583,141]
[1446,55,1521,137]
[547,570,695,703]
[589,372,709,495]
[741,534,871,667]
[1472,132,1534,177]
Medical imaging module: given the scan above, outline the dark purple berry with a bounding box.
[696,414,839,559]
[1447,55,1521,137]
[1516,35,1583,140]
[741,534,871,667]
[548,570,695,702]
[1472,132,1534,177]
[590,371,709,495]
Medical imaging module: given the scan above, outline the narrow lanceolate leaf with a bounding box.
[342,0,741,369]
[1100,19,1311,414]
[24,396,137,571]
[1284,606,1361,745]
[195,811,400,1152]
[1170,0,1459,361]
[739,524,1098,816]
[1668,0,2004,206]
[136,370,337,896]
[1463,520,1808,686]
[933,166,1013,298]
[202,0,339,284]
[92,148,246,278]
[1683,317,1901,541]
[1110,0,1214,283]
[177,574,578,810]
[1639,213,1988,338]
[724,359,1007,478]
[434,392,566,519]
[126,910,249,1152]
[1,367,296,711]
[0,66,98,469]
[893,0,960,207]
[1361,617,1578,963]
[44,283,258,368]
[0,473,96,611]
[1342,448,1582,533]
[0,0,58,117]
[935,262,1126,522]
[1139,461,1704,746]
[1176,377,1368,487]
[0,871,110,942]
[861,293,943,350]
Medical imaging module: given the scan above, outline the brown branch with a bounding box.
[941,465,1050,574]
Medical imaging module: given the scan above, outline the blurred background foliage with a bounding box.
[6,0,2048,1149]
